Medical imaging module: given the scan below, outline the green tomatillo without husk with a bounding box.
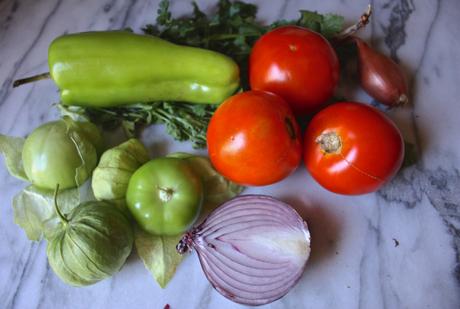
[46,187,133,286]
[22,117,102,190]
[126,157,203,235]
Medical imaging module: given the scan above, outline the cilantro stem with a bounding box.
[207,33,261,41]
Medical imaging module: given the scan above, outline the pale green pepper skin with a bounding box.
[48,31,240,107]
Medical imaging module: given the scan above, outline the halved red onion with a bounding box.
[177,195,311,306]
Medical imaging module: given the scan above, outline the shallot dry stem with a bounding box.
[334,5,372,41]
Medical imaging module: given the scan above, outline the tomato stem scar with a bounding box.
[158,186,174,202]
[316,132,342,154]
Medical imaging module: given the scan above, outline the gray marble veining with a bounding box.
[1,0,459,308]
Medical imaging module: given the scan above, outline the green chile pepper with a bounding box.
[47,31,240,106]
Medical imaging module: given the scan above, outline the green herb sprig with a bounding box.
[60,102,217,149]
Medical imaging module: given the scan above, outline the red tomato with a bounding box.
[249,26,340,115]
[303,102,404,195]
[207,91,302,186]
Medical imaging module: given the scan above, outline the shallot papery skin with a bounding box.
[177,195,311,306]
[355,37,409,107]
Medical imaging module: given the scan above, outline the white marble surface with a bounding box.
[1,0,459,308]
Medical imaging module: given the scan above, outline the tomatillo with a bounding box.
[22,118,100,190]
[126,157,203,235]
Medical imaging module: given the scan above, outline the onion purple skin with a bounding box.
[177,195,311,306]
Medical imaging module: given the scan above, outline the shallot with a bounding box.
[354,37,409,107]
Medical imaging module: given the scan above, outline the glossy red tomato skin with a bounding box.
[207,90,302,186]
[303,102,404,195]
[249,26,340,115]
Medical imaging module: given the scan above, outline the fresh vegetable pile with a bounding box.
[0,0,413,306]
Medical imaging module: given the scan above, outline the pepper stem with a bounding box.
[316,132,342,154]
[334,5,372,41]
[53,184,69,224]
[13,72,51,88]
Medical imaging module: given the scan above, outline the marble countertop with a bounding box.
[1,0,459,308]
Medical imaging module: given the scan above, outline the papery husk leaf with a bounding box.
[47,201,134,286]
[135,228,183,288]
[92,139,149,201]
[13,185,79,241]
[63,117,98,188]
[0,134,28,181]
